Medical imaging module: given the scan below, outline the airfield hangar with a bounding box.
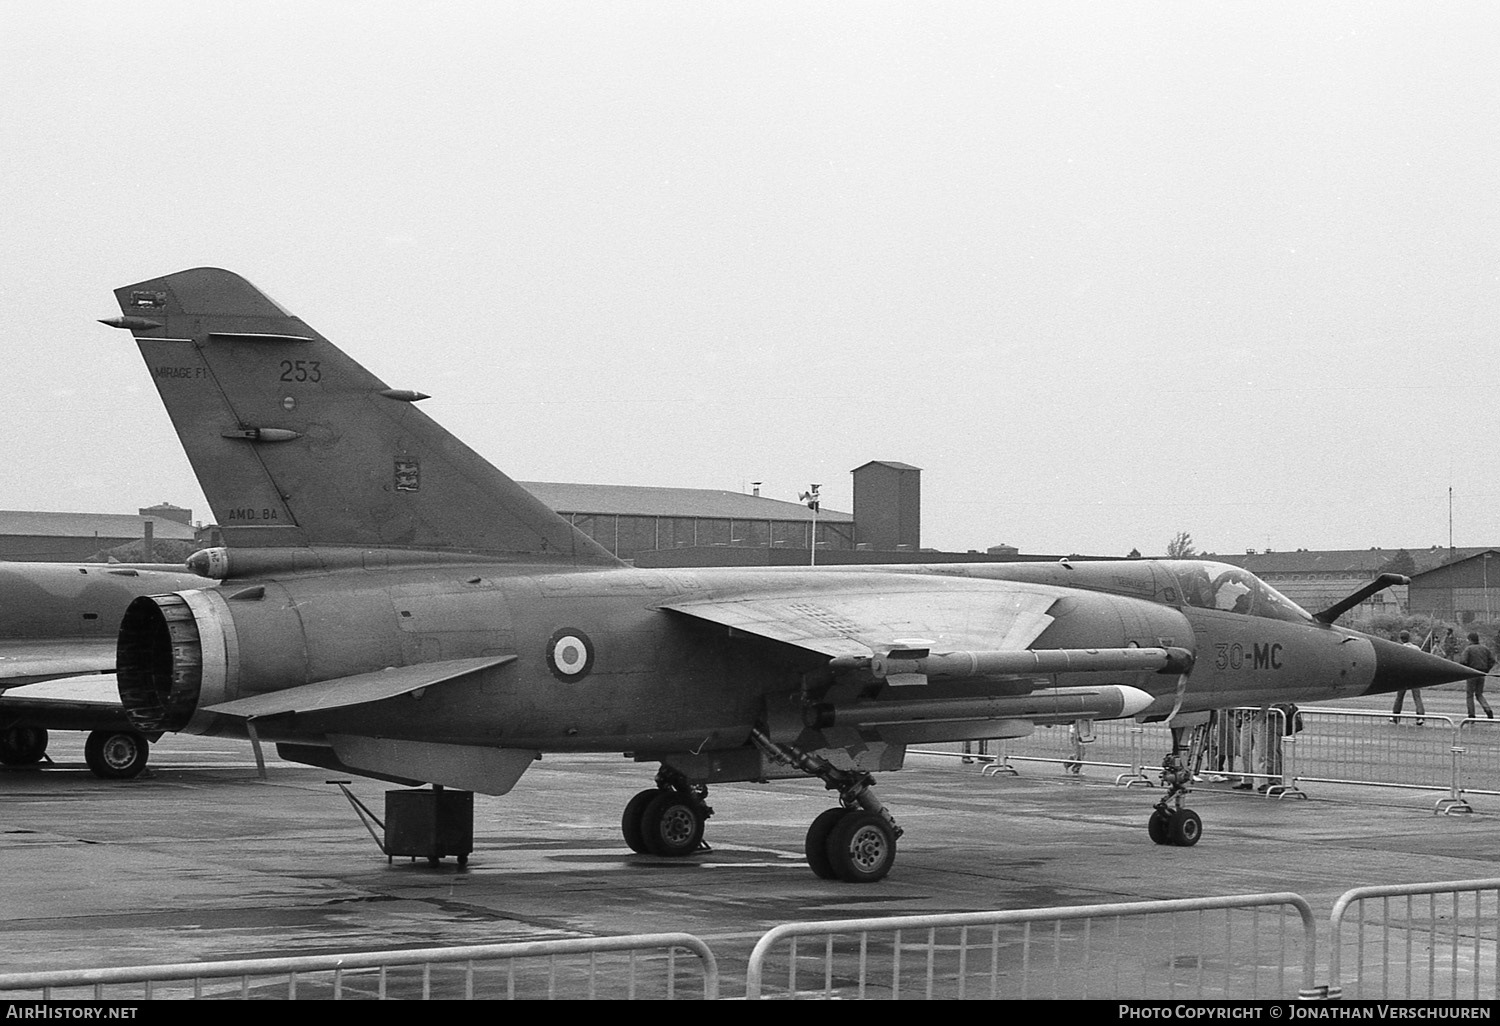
[0,505,199,562]
[1406,549,1500,624]
[521,460,929,567]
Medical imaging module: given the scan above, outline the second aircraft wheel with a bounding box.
[84,730,149,780]
[1168,808,1202,847]
[0,726,48,766]
[621,788,659,854]
[804,807,848,880]
[825,809,896,883]
[640,792,706,857]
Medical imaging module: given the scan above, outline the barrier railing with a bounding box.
[743,894,1317,1000]
[1453,717,1500,806]
[0,933,719,1001]
[10,884,1500,1000]
[1287,708,1458,798]
[925,706,1500,810]
[1328,879,1500,1000]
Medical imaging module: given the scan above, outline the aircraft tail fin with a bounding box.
[108,267,617,564]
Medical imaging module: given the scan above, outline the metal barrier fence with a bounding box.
[8,884,1500,1000]
[964,718,1156,784]
[1328,879,1500,1000]
[1287,708,1459,800]
[743,894,1317,1000]
[950,709,1297,792]
[933,707,1500,810]
[0,934,719,1001]
[1455,717,1500,803]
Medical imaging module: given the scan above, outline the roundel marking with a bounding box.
[546,627,595,682]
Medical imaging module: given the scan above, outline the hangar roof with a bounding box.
[519,482,853,523]
[0,511,198,540]
[1215,547,1489,576]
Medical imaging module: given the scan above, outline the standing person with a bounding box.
[1459,631,1496,719]
[1439,627,1460,662]
[1233,707,1264,790]
[1205,709,1235,781]
[1391,630,1427,723]
[1062,721,1085,774]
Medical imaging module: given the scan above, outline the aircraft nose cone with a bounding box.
[1366,635,1474,695]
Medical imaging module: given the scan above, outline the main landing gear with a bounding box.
[621,766,713,857]
[751,727,902,883]
[0,727,149,779]
[1149,723,1207,847]
[83,730,150,780]
[0,726,48,767]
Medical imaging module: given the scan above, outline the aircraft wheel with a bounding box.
[826,810,896,884]
[640,792,706,857]
[1147,808,1172,845]
[805,807,848,880]
[621,788,659,854]
[1169,808,1202,847]
[84,730,149,780]
[0,726,48,766]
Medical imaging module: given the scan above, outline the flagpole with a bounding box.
[800,484,821,568]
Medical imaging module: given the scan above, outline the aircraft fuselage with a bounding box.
[117,556,1412,780]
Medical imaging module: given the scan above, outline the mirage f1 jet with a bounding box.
[97,268,1470,882]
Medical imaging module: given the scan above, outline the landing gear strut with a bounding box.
[621,766,713,857]
[1150,723,1207,847]
[751,727,902,883]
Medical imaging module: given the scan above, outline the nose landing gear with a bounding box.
[1149,722,1208,847]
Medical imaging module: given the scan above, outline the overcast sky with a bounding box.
[3,2,1497,558]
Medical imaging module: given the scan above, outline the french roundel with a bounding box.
[546,628,595,681]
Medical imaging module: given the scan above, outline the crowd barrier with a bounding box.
[6,882,1499,1000]
[1328,879,1500,1000]
[940,706,1500,810]
[743,893,1317,1000]
[0,933,719,1001]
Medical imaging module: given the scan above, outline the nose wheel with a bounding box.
[1148,804,1201,847]
[1148,721,1209,846]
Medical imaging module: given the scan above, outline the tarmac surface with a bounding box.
[3,686,1498,998]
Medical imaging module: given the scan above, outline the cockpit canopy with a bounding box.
[1159,561,1311,624]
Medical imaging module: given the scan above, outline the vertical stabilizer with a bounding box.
[109,267,616,564]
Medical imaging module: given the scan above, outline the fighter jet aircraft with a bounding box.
[0,560,207,777]
[96,268,1470,881]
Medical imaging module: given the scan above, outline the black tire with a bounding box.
[805,807,848,880]
[0,727,48,766]
[826,810,896,884]
[1147,808,1172,845]
[83,730,149,780]
[1169,808,1202,847]
[640,792,705,857]
[621,788,659,853]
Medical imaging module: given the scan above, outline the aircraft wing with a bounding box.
[663,584,1184,692]
[662,580,1059,661]
[0,639,117,690]
[0,674,134,732]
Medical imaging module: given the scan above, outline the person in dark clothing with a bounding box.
[1391,630,1426,722]
[1459,632,1495,719]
